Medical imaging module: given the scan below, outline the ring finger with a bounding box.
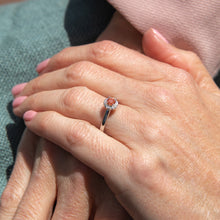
[13,87,140,146]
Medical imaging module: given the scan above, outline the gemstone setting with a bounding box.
[104,97,118,110]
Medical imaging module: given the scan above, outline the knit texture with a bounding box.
[107,0,220,77]
[0,0,114,195]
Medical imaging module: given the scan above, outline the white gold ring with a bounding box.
[100,97,118,132]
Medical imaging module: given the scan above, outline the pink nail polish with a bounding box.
[152,29,169,43]
[23,110,37,121]
[36,58,50,73]
[11,83,27,96]
[12,96,27,108]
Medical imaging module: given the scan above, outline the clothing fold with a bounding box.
[107,0,220,77]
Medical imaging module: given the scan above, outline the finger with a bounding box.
[40,41,175,82]
[14,87,140,147]
[52,148,91,220]
[142,28,219,93]
[23,110,131,193]
[13,139,56,220]
[19,61,142,98]
[0,130,36,219]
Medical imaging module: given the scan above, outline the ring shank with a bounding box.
[100,109,111,132]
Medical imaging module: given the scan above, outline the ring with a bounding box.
[100,97,118,132]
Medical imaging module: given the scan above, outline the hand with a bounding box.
[11,29,220,219]
[1,13,136,220]
[0,129,130,219]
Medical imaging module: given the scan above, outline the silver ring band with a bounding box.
[100,97,118,132]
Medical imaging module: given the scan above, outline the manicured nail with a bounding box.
[152,29,169,43]
[36,58,50,73]
[23,110,37,121]
[12,96,27,108]
[11,83,27,96]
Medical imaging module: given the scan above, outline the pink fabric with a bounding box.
[107,0,220,77]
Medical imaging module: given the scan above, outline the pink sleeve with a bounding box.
[107,0,220,77]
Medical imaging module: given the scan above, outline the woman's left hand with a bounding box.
[12,30,220,219]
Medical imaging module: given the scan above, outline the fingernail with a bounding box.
[36,58,50,73]
[152,29,169,43]
[12,96,27,108]
[11,83,27,96]
[23,110,37,121]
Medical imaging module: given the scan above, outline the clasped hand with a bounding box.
[1,29,220,219]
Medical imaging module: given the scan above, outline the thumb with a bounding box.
[142,28,219,93]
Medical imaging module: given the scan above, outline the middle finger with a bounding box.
[19,61,143,100]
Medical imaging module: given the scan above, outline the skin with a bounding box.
[6,27,220,219]
[0,12,139,220]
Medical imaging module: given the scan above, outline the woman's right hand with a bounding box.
[0,129,131,219]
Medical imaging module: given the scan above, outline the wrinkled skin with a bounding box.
[7,25,220,220]
[0,12,136,220]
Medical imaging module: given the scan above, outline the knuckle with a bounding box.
[61,89,75,113]
[136,116,167,143]
[0,186,21,209]
[129,152,162,187]
[61,87,88,112]
[66,120,91,147]
[155,87,175,104]
[146,85,176,106]
[174,69,194,85]
[148,120,167,143]
[65,61,93,83]
[91,40,119,60]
